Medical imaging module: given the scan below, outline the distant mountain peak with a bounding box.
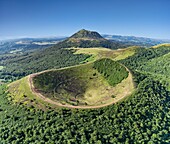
[70,29,104,40]
[54,29,128,49]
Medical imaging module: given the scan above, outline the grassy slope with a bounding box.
[32,59,131,106]
[152,43,170,48]
[71,46,138,62]
[33,62,109,105]
[8,76,57,110]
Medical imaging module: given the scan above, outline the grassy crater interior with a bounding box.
[33,58,129,106]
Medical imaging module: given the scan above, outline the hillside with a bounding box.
[120,45,170,90]
[8,58,133,108]
[70,29,103,39]
[136,45,170,90]
[55,29,129,49]
[1,33,169,55]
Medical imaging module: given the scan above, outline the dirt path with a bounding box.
[28,65,135,109]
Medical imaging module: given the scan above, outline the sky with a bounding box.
[0,0,170,40]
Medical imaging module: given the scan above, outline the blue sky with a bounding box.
[0,0,170,40]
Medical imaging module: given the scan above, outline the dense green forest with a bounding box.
[0,48,90,82]
[1,44,170,143]
[139,52,170,89]
[0,73,170,143]
[120,45,170,90]
[93,58,128,86]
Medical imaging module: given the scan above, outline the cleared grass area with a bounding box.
[72,47,112,55]
[86,66,135,106]
[8,76,35,103]
[68,46,138,62]
[7,76,55,110]
[113,46,137,61]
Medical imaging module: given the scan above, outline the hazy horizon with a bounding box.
[1,31,170,41]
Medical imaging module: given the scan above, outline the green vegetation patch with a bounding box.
[113,46,137,61]
[93,58,128,86]
[71,46,138,62]
[0,66,3,70]
[121,45,170,90]
[8,76,52,110]
[8,77,36,104]
[33,63,110,105]
[32,58,131,106]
